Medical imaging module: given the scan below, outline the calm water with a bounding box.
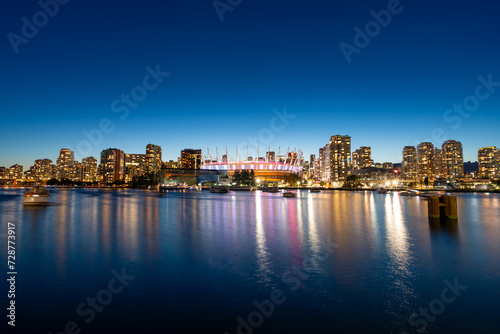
[1,189,499,333]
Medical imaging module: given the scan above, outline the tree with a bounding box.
[424,177,429,187]
[342,175,361,189]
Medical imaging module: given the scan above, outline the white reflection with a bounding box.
[384,193,415,321]
[255,191,272,285]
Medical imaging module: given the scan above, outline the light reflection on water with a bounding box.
[0,189,499,333]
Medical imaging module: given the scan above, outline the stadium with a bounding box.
[200,147,303,183]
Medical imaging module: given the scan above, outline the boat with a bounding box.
[210,185,229,193]
[309,188,321,193]
[262,186,280,193]
[230,185,254,191]
[400,189,419,196]
[282,190,297,197]
[419,191,445,199]
[376,187,387,194]
[24,186,51,205]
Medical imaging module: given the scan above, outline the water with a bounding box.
[1,188,499,333]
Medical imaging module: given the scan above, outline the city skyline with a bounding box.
[0,137,490,172]
[1,1,500,168]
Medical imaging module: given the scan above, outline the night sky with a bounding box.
[1,0,499,168]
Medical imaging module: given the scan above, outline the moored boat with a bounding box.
[282,190,297,197]
[262,186,280,193]
[210,185,229,193]
[24,186,51,205]
[376,187,387,194]
[309,188,321,193]
[400,189,419,196]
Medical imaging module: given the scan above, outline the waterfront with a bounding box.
[1,189,499,333]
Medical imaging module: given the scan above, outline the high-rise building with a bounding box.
[57,148,74,180]
[124,153,145,182]
[82,157,98,182]
[309,154,316,178]
[266,151,275,162]
[9,164,23,180]
[319,147,325,180]
[181,149,202,169]
[71,161,84,181]
[442,140,464,179]
[433,148,443,178]
[329,135,351,182]
[324,145,331,181]
[417,142,434,180]
[478,146,500,179]
[33,158,53,181]
[352,146,372,170]
[100,148,125,183]
[145,144,162,174]
[314,158,320,180]
[402,146,417,180]
[0,167,8,178]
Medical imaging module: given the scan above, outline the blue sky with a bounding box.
[1,0,499,168]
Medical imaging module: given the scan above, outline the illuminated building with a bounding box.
[433,148,443,178]
[163,160,180,169]
[201,147,303,183]
[324,145,331,181]
[266,151,275,162]
[9,164,23,180]
[309,154,316,178]
[417,142,434,180]
[124,153,145,182]
[318,147,325,180]
[329,135,351,182]
[402,146,417,180]
[478,146,500,179]
[82,157,98,182]
[57,148,74,180]
[382,162,393,170]
[34,159,54,181]
[442,140,464,179]
[0,167,8,178]
[181,149,202,169]
[352,146,372,170]
[146,144,162,174]
[100,148,125,183]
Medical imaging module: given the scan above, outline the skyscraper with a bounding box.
[402,146,417,180]
[352,146,372,170]
[329,135,351,182]
[478,146,500,179]
[146,144,162,174]
[417,142,434,180]
[57,148,74,180]
[319,147,325,181]
[433,148,443,178]
[33,158,53,181]
[442,140,464,179]
[181,149,202,169]
[100,148,125,183]
[82,157,98,182]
